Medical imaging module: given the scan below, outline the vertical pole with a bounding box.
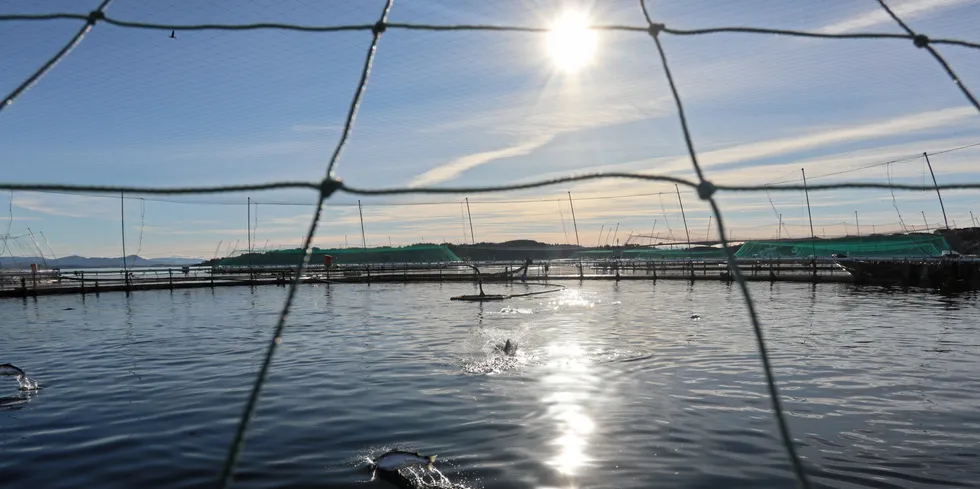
[26,228,47,268]
[855,211,860,237]
[778,214,782,239]
[971,211,976,227]
[247,197,252,281]
[121,191,128,288]
[465,197,476,245]
[567,191,581,247]
[612,223,620,246]
[801,169,815,241]
[597,224,604,247]
[923,152,949,230]
[706,215,713,241]
[675,184,691,250]
[460,202,468,244]
[38,230,58,264]
[358,200,367,249]
[558,205,570,244]
[802,169,817,275]
[921,211,929,231]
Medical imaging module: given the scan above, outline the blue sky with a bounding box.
[1,0,979,258]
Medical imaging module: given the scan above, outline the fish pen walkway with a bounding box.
[1,257,977,299]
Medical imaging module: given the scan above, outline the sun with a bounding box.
[546,10,598,73]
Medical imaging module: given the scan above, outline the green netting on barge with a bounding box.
[734,234,952,258]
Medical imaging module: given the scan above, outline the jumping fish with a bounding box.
[495,339,518,356]
[370,450,439,489]
[372,450,437,472]
[1,364,39,390]
[0,364,25,378]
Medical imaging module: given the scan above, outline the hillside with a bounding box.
[0,255,204,269]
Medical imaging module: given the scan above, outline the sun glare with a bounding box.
[546,11,597,73]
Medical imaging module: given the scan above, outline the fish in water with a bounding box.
[0,364,25,378]
[372,450,437,472]
[370,450,439,489]
[1,364,39,391]
[494,339,518,356]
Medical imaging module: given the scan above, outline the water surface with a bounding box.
[1,280,978,488]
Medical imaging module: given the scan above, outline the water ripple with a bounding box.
[0,282,978,488]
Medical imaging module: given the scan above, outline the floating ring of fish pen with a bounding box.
[450,282,566,301]
[450,294,508,301]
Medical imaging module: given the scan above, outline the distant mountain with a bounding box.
[0,255,204,269]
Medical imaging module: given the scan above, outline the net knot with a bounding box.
[913,34,929,48]
[86,10,105,25]
[320,177,342,198]
[646,23,665,38]
[697,180,716,200]
[372,21,387,35]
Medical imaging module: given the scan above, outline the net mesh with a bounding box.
[3,1,980,488]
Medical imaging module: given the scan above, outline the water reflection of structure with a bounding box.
[835,257,980,291]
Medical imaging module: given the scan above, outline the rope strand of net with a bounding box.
[2,13,980,49]
[875,0,980,112]
[640,0,810,486]
[0,0,113,114]
[216,1,394,487]
[4,178,980,197]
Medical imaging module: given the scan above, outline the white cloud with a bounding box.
[12,194,117,219]
[402,73,675,188]
[512,105,978,190]
[818,0,974,34]
[407,134,556,188]
[678,106,977,179]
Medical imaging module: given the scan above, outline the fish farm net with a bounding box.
[4,2,980,489]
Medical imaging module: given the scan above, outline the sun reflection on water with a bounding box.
[546,289,596,311]
[540,341,598,478]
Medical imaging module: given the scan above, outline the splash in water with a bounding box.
[361,447,472,489]
[17,375,40,391]
[461,351,524,375]
[495,307,533,315]
[458,327,535,375]
[398,464,471,489]
[1,363,40,391]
